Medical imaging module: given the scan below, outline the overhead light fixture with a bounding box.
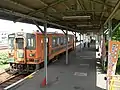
[77,25,93,27]
[62,16,91,20]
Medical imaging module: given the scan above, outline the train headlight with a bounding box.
[18,52,24,58]
[9,53,14,56]
[29,53,35,57]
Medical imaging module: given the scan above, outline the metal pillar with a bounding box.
[79,33,81,50]
[44,22,48,85]
[33,20,44,33]
[108,20,112,40]
[106,19,112,90]
[33,19,48,85]
[83,34,86,48]
[75,32,76,49]
[66,29,68,64]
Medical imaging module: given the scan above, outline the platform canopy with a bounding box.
[0,0,120,33]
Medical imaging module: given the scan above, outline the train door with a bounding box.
[15,38,25,63]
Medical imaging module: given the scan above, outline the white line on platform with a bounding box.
[80,64,89,66]
[74,72,87,76]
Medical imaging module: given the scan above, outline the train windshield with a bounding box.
[27,34,36,50]
[16,38,24,49]
[8,34,15,49]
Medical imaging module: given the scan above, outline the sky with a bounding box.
[0,19,81,39]
[0,19,70,33]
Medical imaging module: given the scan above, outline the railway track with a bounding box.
[0,69,12,84]
[0,73,29,89]
[0,69,10,75]
[0,69,31,89]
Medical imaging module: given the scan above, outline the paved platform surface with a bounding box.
[10,45,106,90]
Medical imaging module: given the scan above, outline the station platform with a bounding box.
[9,45,106,90]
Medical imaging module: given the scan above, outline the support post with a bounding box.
[61,29,66,34]
[33,20,44,33]
[44,22,48,85]
[79,33,81,50]
[108,20,112,40]
[66,29,68,64]
[75,32,76,50]
[106,19,112,90]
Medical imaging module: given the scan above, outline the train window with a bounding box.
[57,37,60,45]
[60,37,64,45]
[69,35,73,42]
[52,37,59,47]
[27,34,36,50]
[59,37,61,45]
[64,37,67,44]
[52,37,56,48]
[16,38,24,49]
[8,36,14,49]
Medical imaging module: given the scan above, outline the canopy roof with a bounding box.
[0,0,120,33]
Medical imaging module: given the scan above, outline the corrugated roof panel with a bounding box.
[0,0,32,14]
[83,0,91,10]
[41,0,56,5]
[15,0,45,10]
[108,0,118,7]
[0,0,119,32]
[113,9,120,20]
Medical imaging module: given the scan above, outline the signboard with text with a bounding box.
[107,41,120,90]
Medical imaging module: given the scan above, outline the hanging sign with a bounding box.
[107,41,120,90]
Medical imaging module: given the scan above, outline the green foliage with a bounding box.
[116,51,120,74]
[112,26,120,41]
[112,26,120,74]
[0,52,9,65]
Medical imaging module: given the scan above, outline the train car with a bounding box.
[8,32,74,72]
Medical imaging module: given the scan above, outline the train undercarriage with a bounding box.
[9,63,43,74]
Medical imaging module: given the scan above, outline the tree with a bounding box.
[112,26,120,74]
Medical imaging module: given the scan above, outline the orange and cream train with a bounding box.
[8,32,74,72]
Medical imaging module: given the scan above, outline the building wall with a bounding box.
[0,31,9,46]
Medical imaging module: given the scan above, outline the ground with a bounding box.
[8,44,106,90]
